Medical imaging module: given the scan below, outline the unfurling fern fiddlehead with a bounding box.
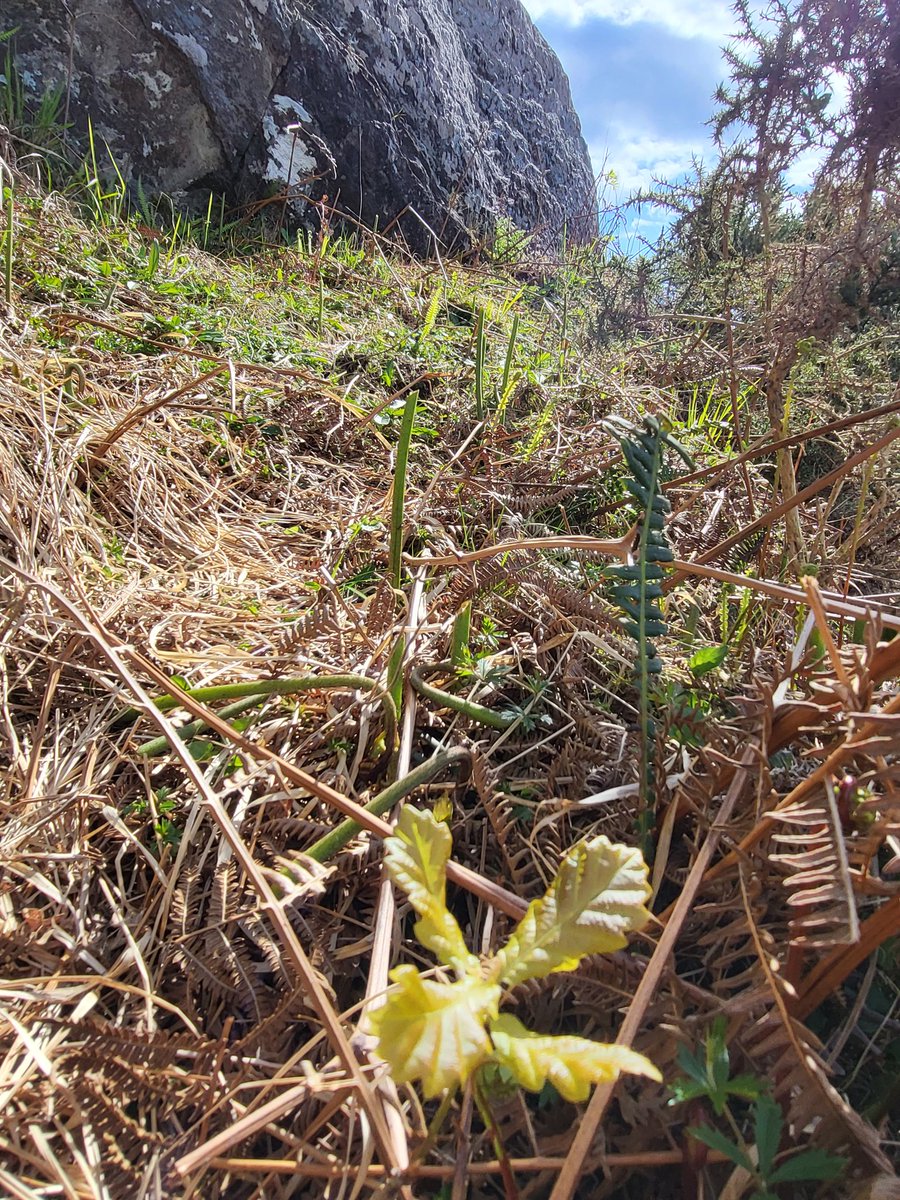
[604,416,693,858]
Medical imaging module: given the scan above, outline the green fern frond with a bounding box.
[605,416,693,855]
[415,283,442,353]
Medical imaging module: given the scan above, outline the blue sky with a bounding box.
[521,0,736,242]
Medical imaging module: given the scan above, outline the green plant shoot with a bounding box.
[474,306,487,419]
[2,181,13,310]
[388,388,418,590]
[670,1018,847,1197]
[605,415,693,855]
[370,806,661,1099]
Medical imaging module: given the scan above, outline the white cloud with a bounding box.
[522,0,733,40]
[784,146,826,192]
[591,110,836,217]
[587,129,708,247]
[590,127,706,196]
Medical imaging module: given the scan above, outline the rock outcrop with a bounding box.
[4,0,596,252]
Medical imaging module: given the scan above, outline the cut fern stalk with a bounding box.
[450,602,472,667]
[305,748,470,862]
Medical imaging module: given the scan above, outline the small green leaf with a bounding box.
[754,1095,782,1179]
[689,643,730,676]
[623,442,655,474]
[624,619,668,640]
[688,1124,753,1172]
[766,1148,847,1184]
[187,739,216,761]
[706,1016,731,1113]
[668,1078,711,1105]
[489,1014,660,1102]
[384,807,479,973]
[494,836,652,987]
[625,478,652,504]
[659,427,696,469]
[614,583,662,602]
[724,1073,768,1101]
[674,1043,709,1088]
[370,965,500,1098]
[610,565,638,581]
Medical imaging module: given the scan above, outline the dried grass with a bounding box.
[0,175,897,1198]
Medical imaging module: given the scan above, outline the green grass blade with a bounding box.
[2,181,13,310]
[499,312,519,412]
[388,388,418,591]
[474,307,486,419]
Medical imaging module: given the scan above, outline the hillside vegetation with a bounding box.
[0,3,898,1197]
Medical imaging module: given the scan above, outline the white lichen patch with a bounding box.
[273,94,312,124]
[262,97,317,183]
[151,24,209,70]
[140,70,174,107]
[171,31,208,69]
[242,13,264,52]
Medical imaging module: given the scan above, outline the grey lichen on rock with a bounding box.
[4,0,597,252]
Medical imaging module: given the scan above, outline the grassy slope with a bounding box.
[0,166,898,1198]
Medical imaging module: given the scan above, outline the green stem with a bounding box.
[558,289,568,387]
[474,307,486,419]
[499,312,519,407]
[388,389,418,591]
[136,695,268,757]
[119,674,397,754]
[409,1087,457,1168]
[449,602,472,667]
[722,1101,763,1190]
[3,181,12,310]
[386,635,406,729]
[474,1073,520,1200]
[305,747,470,862]
[409,664,516,731]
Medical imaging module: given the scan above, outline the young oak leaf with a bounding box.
[494,836,652,987]
[383,806,479,974]
[370,965,501,1097]
[489,1014,661,1102]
